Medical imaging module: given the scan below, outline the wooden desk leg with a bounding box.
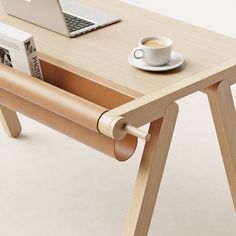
[123,102,178,236]
[0,105,22,138]
[206,80,236,211]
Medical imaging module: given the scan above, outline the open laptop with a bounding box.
[1,0,121,37]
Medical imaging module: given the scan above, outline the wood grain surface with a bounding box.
[0,0,236,97]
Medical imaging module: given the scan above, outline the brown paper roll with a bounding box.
[0,89,137,161]
[0,64,105,132]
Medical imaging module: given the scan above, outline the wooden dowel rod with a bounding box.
[125,124,151,141]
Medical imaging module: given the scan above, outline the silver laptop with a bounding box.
[1,0,121,37]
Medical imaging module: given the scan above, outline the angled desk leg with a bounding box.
[123,102,178,236]
[0,105,22,138]
[206,80,236,211]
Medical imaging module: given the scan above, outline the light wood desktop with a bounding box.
[0,0,236,235]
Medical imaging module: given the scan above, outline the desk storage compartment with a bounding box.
[0,59,137,161]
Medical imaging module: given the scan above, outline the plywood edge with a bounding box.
[98,58,236,139]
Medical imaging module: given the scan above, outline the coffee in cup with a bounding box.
[133,36,173,66]
[143,39,167,48]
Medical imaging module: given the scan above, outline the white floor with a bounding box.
[1,1,236,236]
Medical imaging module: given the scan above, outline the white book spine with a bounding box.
[24,37,44,80]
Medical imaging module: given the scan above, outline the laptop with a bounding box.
[1,0,121,37]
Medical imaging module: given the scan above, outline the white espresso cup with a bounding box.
[133,36,173,66]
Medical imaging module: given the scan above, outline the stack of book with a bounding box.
[0,22,43,80]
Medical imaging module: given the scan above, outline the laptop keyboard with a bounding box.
[63,12,95,33]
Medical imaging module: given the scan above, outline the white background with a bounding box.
[122,0,236,38]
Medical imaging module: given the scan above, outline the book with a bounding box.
[0,22,43,80]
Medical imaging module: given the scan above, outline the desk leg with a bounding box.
[0,105,22,138]
[206,80,236,211]
[123,103,178,236]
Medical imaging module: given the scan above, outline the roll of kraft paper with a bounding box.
[0,64,137,161]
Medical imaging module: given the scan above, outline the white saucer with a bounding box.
[128,51,184,72]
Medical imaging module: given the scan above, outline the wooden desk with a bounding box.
[0,0,236,235]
